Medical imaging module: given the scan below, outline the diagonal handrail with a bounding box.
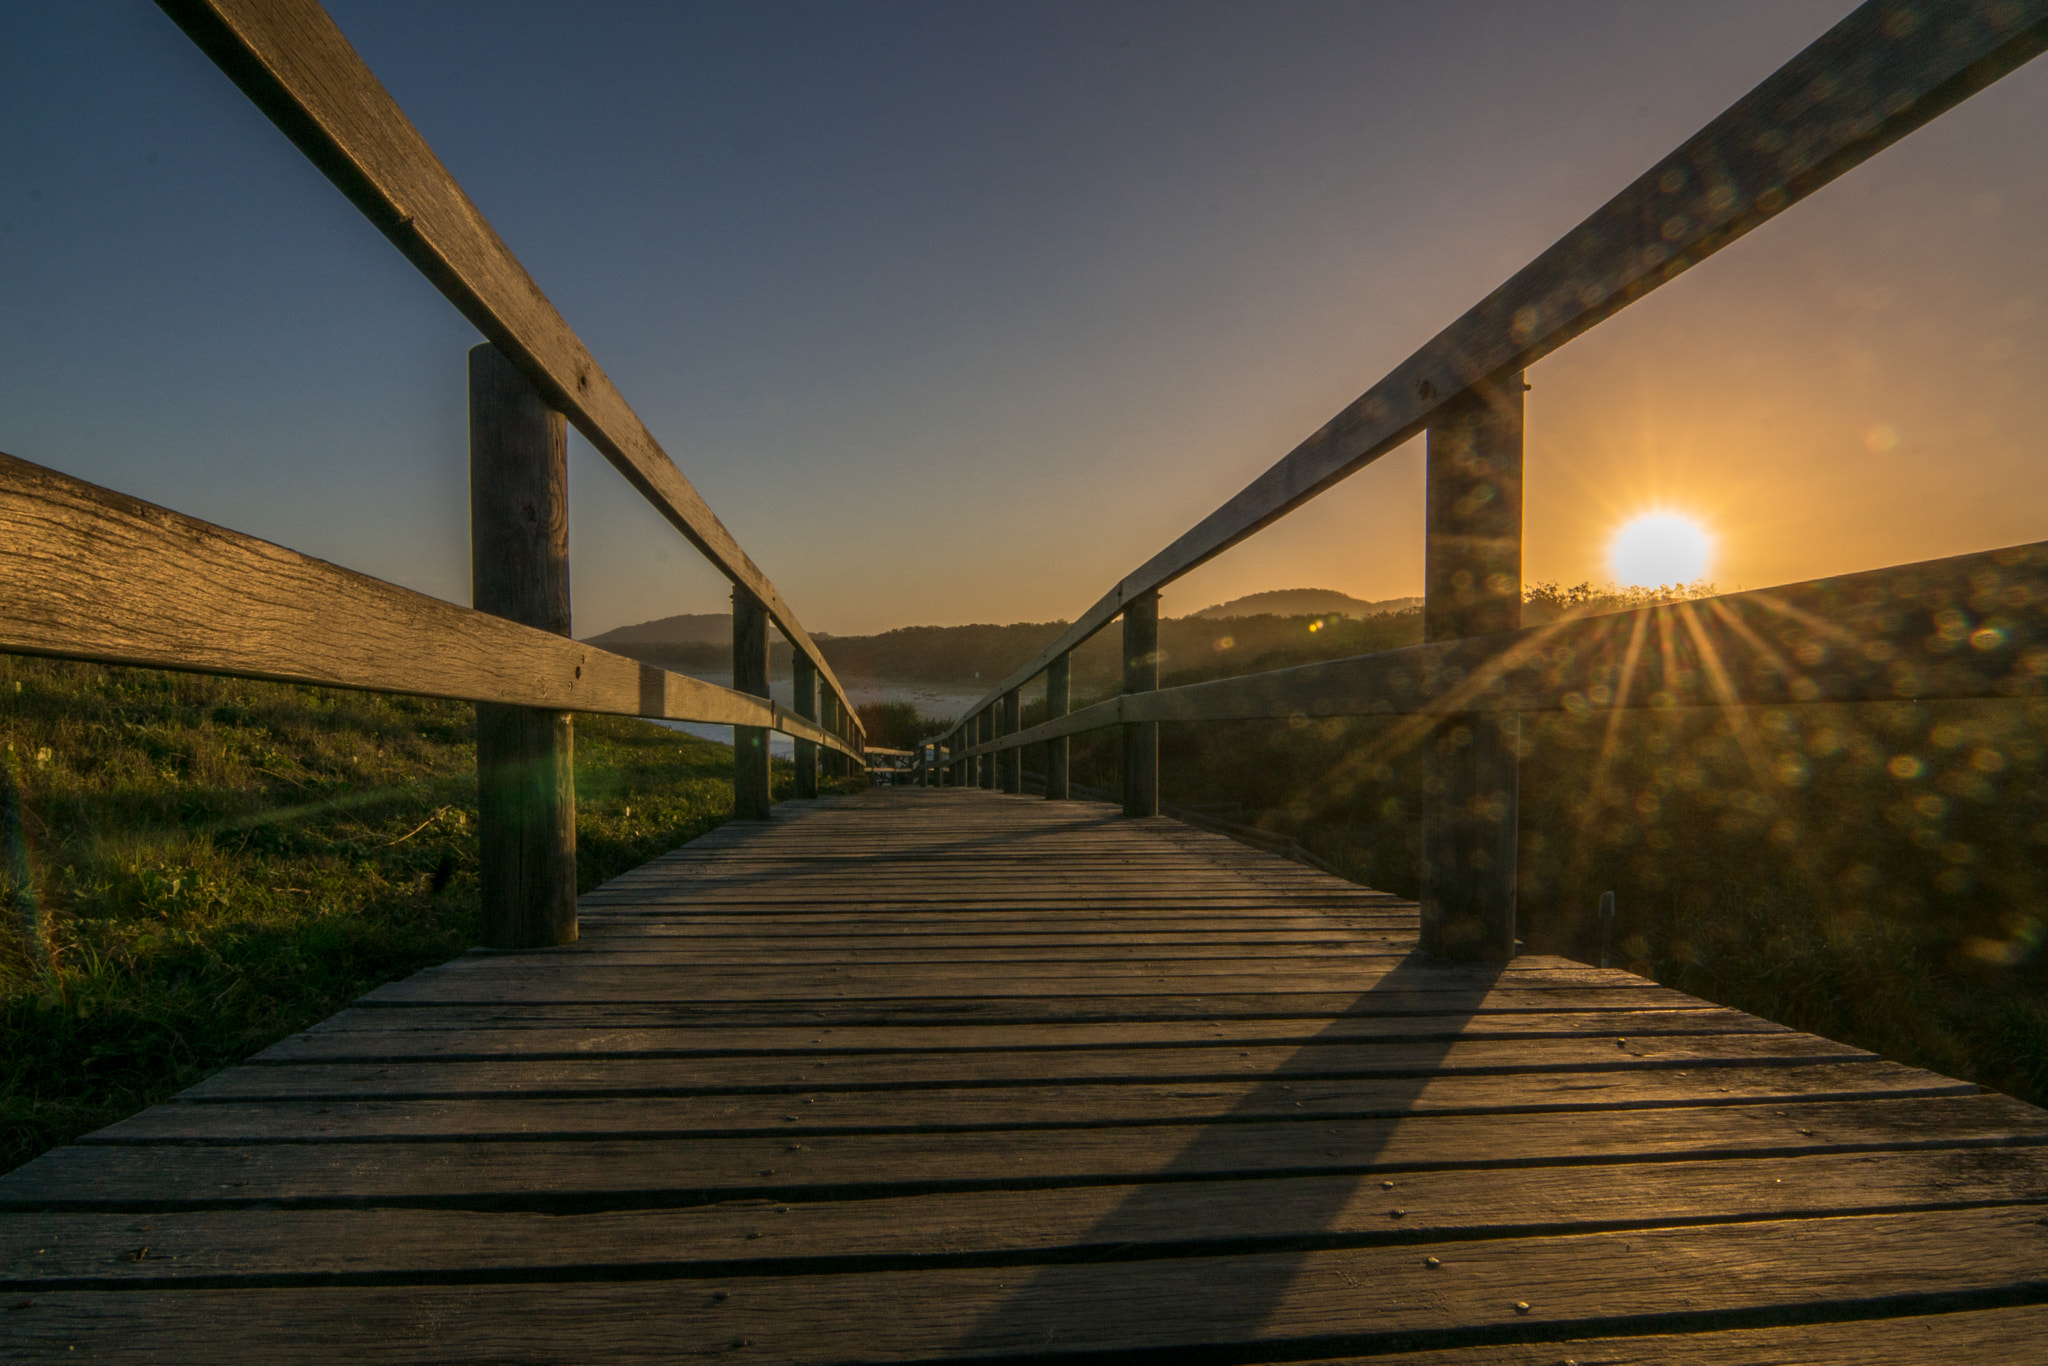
[159,0,863,743]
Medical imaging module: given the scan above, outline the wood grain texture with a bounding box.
[8,1091,2043,1213]
[790,654,819,800]
[469,343,578,949]
[731,585,773,820]
[1122,592,1159,817]
[0,450,858,757]
[171,1034,1879,1102]
[154,0,862,740]
[939,0,2048,745]
[101,1064,1969,1143]
[3,788,2042,1360]
[252,1007,1795,1062]
[8,1148,2042,1288]
[4,1208,2047,1361]
[1044,649,1071,800]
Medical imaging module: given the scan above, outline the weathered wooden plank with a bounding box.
[369,954,1622,982]
[5,1206,2047,1361]
[942,0,2048,733]
[408,954,1588,981]
[1299,1306,2048,1365]
[156,0,864,738]
[569,928,1414,948]
[316,987,1714,1026]
[432,951,1549,977]
[572,916,1421,935]
[0,452,857,754]
[105,1062,1963,1141]
[6,1094,2040,1211]
[257,1007,1792,1061]
[544,947,1430,967]
[9,1147,2041,1288]
[576,895,1413,911]
[181,1033,1874,1102]
[354,968,1670,1005]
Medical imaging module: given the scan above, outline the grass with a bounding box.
[0,654,842,1171]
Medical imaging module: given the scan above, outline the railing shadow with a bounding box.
[952,953,1504,1358]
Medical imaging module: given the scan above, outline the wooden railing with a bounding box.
[923,0,2048,961]
[0,0,866,949]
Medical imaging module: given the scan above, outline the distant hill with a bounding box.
[1181,589,1419,620]
[583,613,734,649]
[581,593,1424,689]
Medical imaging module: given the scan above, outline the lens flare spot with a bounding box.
[1609,512,1712,588]
[1864,423,1900,452]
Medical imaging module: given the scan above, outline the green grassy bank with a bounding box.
[0,655,818,1171]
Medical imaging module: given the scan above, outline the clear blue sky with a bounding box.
[5,2,2044,637]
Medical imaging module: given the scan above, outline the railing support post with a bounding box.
[1044,652,1070,800]
[732,585,773,820]
[792,654,819,800]
[1122,592,1159,818]
[1000,688,1021,794]
[1420,372,1525,962]
[978,707,995,789]
[469,343,577,950]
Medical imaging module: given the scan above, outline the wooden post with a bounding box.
[793,653,819,800]
[1044,652,1070,800]
[1122,592,1159,818]
[469,343,576,950]
[732,585,772,820]
[1000,688,1021,794]
[978,708,995,789]
[833,696,848,782]
[1420,373,1525,962]
[821,694,835,782]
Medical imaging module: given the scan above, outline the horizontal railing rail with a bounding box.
[158,0,864,745]
[0,452,861,759]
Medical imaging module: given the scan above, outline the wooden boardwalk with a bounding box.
[2,787,2045,1361]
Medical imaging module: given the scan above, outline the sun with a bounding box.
[1609,511,1712,588]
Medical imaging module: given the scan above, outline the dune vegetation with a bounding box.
[0,655,819,1170]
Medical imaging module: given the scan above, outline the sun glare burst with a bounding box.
[1609,511,1712,588]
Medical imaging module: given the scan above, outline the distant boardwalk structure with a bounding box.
[3,0,2048,1358]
